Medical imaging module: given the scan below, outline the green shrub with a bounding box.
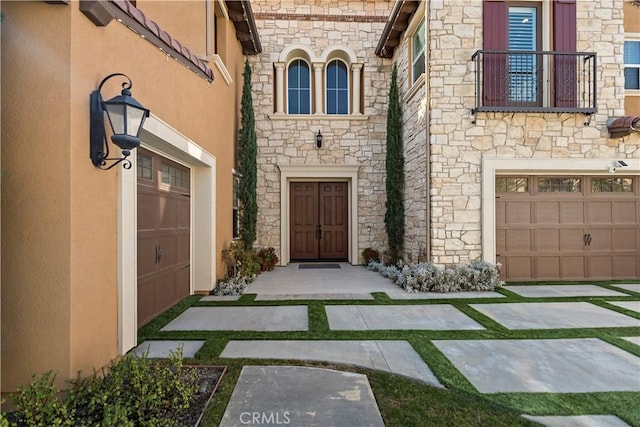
[361,247,380,264]
[257,247,279,271]
[222,241,260,278]
[9,350,197,426]
[10,371,72,426]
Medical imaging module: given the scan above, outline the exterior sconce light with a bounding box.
[90,73,150,170]
[316,130,323,149]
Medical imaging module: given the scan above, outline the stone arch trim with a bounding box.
[278,44,318,63]
[319,45,359,64]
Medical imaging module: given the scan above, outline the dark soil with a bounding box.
[179,366,226,427]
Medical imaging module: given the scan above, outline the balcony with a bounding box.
[471,50,597,115]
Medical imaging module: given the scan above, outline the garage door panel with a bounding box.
[159,195,177,230]
[138,237,157,277]
[535,201,560,224]
[505,257,532,280]
[535,257,560,280]
[588,229,613,251]
[612,201,637,224]
[505,201,531,224]
[138,192,157,231]
[560,201,584,224]
[496,201,506,225]
[496,229,506,254]
[587,201,612,224]
[177,234,190,264]
[559,229,585,252]
[588,256,613,279]
[505,229,532,251]
[137,280,155,326]
[612,228,638,251]
[560,256,585,279]
[535,229,559,251]
[613,256,639,278]
[157,236,178,269]
[177,198,190,228]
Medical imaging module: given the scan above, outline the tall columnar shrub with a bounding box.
[384,64,405,264]
[238,60,258,249]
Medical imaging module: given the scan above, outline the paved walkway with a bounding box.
[135,264,640,426]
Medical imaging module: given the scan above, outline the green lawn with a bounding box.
[138,281,640,426]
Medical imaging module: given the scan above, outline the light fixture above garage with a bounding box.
[90,73,150,170]
[316,130,323,149]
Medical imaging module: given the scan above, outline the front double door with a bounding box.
[290,182,348,260]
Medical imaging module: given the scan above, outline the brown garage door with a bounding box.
[137,148,191,326]
[290,182,349,260]
[496,175,640,281]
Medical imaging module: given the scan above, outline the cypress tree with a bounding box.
[238,60,258,249]
[384,64,405,264]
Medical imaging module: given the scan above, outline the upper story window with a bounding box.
[472,0,596,115]
[287,59,311,114]
[411,18,425,84]
[274,46,363,116]
[625,40,640,90]
[326,60,349,114]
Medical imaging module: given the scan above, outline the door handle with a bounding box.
[583,233,588,246]
[587,233,592,246]
[155,244,163,264]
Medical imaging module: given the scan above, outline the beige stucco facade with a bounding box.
[1,0,247,392]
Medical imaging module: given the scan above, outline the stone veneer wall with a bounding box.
[427,0,639,265]
[389,9,428,263]
[249,1,394,263]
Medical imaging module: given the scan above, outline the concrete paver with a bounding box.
[161,306,308,331]
[433,338,640,393]
[387,291,505,299]
[504,284,628,298]
[326,304,485,330]
[255,293,375,301]
[470,302,640,329]
[132,340,205,358]
[219,366,384,427]
[522,415,631,427]
[246,263,407,297]
[220,340,442,387]
[608,301,640,314]
[610,284,640,294]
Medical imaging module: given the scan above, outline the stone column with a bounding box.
[351,63,363,115]
[313,63,324,114]
[275,63,285,114]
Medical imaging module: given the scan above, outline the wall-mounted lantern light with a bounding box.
[90,73,150,170]
[316,130,323,149]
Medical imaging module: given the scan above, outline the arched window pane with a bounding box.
[326,60,349,114]
[287,59,310,114]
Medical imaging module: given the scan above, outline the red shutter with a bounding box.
[553,0,577,108]
[483,0,508,106]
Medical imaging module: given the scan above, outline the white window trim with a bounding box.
[325,58,350,115]
[410,17,426,85]
[624,34,640,95]
[286,58,313,115]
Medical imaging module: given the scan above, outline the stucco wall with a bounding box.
[250,1,394,263]
[1,1,73,391]
[1,0,244,391]
[427,0,639,265]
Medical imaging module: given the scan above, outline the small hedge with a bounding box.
[368,260,503,292]
[7,350,197,426]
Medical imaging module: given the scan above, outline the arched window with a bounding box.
[326,60,349,114]
[287,59,311,114]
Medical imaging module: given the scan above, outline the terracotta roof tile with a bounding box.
[110,0,214,82]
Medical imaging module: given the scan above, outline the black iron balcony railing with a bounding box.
[471,50,597,115]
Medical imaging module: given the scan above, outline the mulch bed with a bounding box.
[179,365,226,427]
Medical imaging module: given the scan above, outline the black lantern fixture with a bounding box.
[90,73,150,170]
[316,130,323,149]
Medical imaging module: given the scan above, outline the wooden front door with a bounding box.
[137,148,191,326]
[290,182,348,260]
